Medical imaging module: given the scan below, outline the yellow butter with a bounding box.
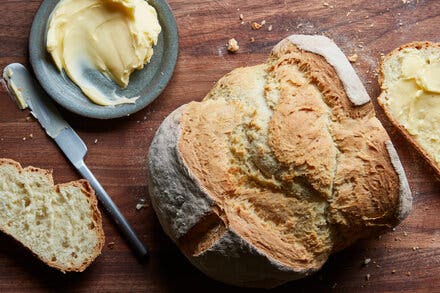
[47,0,161,106]
[386,51,440,162]
[3,68,28,110]
[401,54,424,79]
[416,63,440,93]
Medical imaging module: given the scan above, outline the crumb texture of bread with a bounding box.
[379,42,440,174]
[148,35,412,288]
[0,158,104,272]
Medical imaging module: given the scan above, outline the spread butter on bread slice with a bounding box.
[378,42,440,175]
[148,35,412,288]
[0,158,104,272]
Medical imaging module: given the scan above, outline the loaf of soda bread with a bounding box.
[0,158,104,272]
[378,41,440,175]
[148,35,412,288]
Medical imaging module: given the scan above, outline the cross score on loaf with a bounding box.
[148,35,412,288]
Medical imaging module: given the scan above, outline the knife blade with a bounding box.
[3,63,148,259]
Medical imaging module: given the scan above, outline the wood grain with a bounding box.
[0,0,439,292]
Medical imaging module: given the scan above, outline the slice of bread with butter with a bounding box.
[378,42,440,175]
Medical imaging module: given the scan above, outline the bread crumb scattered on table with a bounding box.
[136,198,149,211]
[136,203,148,211]
[363,258,371,265]
[227,38,240,53]
[348,54,358,62]
[251,22,262,30]
[365,274,371,281]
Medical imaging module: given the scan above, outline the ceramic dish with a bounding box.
[29,0,178,119]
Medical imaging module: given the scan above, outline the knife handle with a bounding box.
[77,162,148,259]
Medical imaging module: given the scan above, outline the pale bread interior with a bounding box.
[0,159,104,272]
[380,44,440,166]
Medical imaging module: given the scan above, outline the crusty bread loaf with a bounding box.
[378,42,440,175]
[0,158,104,272]
[148,35,412,288]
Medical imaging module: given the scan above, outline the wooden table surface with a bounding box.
[0,0,439,292]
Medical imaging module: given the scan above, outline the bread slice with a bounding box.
[148,35,412,288]
[0,158,104,272]
[378,42,440,175]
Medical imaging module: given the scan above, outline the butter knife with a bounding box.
[3,63,148,259]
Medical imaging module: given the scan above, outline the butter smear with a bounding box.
[384,49,440,163]
[47,0,161,106]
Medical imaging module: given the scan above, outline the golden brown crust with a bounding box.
[176,41,402,271]
[378,41,440,177]
[0,158,105,273]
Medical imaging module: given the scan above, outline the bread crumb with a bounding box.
[392,269,396,274]
[251,22,262,30]
[261,20,266,26]
[268,24,273,31]
[22,137,26,141]
[26,116,32,121]
[29,134,33,139]
[403,231,408,236]
[136,198,149,211]
[363,258,371,265]
[136,203,148,210]
[239,13,244,20]
[406,272,411,276]
[250,37,255,43]
[227,38,240,53]
[323,2,334,8]
[94,139,98,144]
[348,54,358,63]
[365,274,371,281]
[107,241,115,249]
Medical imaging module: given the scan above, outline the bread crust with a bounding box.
[149,35,412,288]
[377,41,440,177]
[0,158,105,273]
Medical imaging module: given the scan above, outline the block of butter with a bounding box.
[46,0,161,106]
[378,42,440,175]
